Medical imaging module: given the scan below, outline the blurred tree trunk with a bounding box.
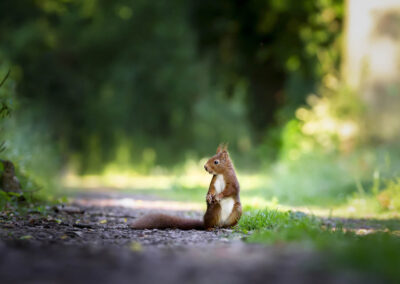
[344,0,400,142]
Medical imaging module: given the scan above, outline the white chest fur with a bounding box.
[219,197,234,225]
[214,175,234,225]
[214,174,225,194]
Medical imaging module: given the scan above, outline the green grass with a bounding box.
[0,189,66,217]
[237,208,400,283]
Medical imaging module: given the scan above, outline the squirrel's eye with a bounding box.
[214,160,219,165]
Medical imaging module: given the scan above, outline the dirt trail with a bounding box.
[0,192,379,284]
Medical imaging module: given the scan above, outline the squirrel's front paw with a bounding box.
[214,193,223,202]
[206,194,214,204]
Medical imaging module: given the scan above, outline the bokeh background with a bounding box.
[1,0,400,217]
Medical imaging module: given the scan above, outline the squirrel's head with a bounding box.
[204,144,232,175]
[1,160,15,175]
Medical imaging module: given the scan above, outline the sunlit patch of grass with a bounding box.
[241,196,277,210]
[313,194,400,219]
[62,160,400,221]
[238,207,400,282]
[63,171,400,220]
[63,170,269,190]
[65,174,175,190]
[73,196,204,212]
[62,170,271,204]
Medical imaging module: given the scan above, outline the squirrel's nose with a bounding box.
[204,165,208,171]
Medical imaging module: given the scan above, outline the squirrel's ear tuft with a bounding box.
[216,143,228,154]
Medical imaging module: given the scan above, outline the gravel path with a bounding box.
[0,192,380,284]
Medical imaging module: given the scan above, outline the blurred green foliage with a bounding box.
[0,0,343,173]
[0,65,59,205]
[190,0,344,131]
[2,0,400,216]
[1,110,61,197]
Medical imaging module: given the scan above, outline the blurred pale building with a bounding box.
[345,0,400,141]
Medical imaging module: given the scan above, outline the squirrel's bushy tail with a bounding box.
[130,213,204,230]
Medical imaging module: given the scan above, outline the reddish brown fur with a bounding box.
[130,213,204,230]
[130,144,242,230]
[203,144,242,228]
[203,202,221,228]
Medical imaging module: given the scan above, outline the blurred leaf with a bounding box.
[7,192,21,197]
[129,241,142,252]
[19,235,33,240]
[0,69,10,88]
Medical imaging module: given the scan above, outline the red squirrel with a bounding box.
[130,144,242,230]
